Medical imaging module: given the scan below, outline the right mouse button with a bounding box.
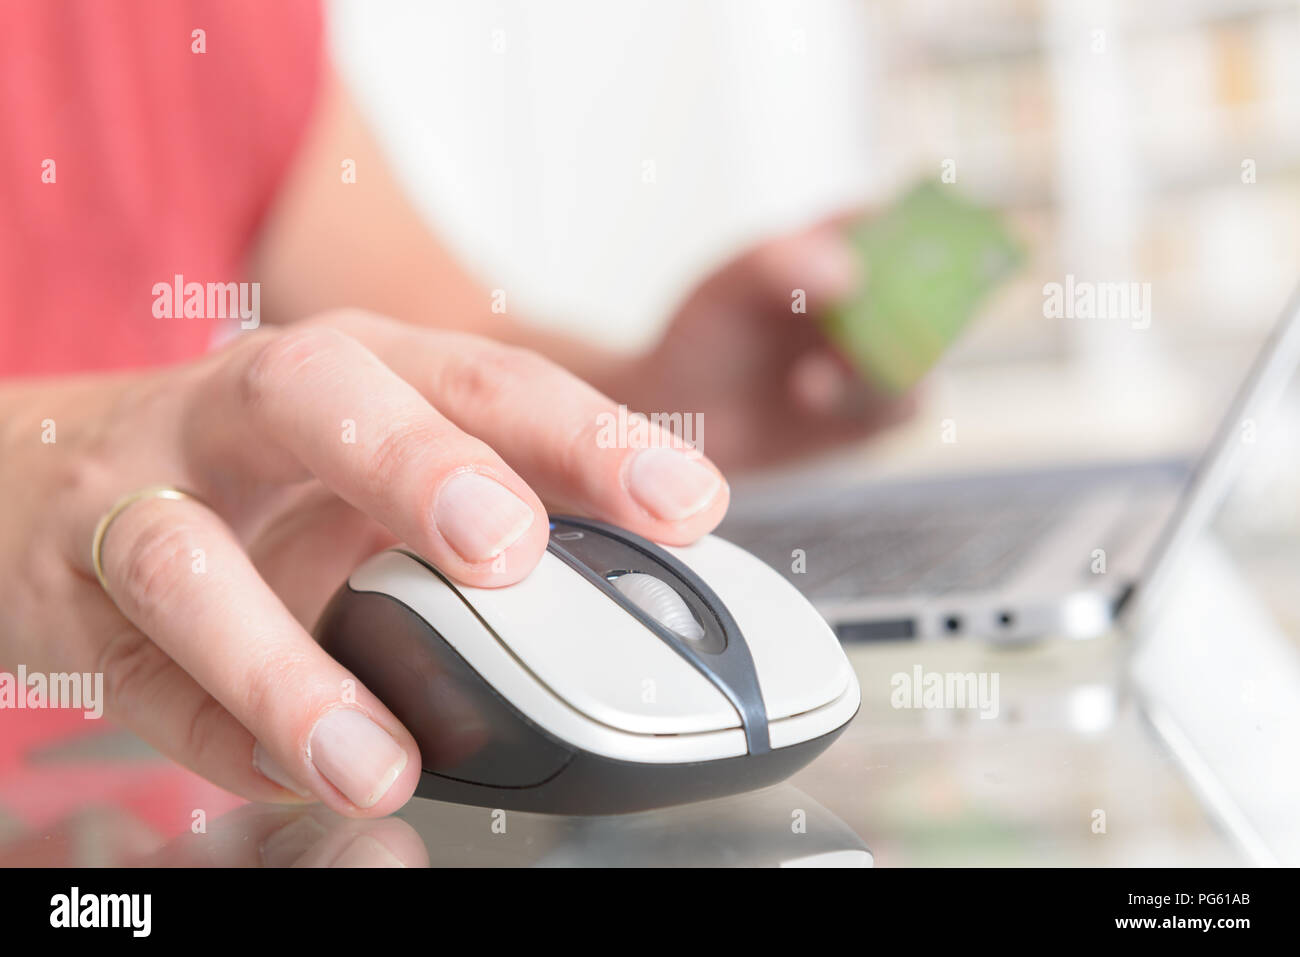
[663,535,853,723]
[548,519,727,654]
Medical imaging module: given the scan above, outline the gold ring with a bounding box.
[91,485,207,600]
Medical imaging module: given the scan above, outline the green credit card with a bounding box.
[821,181,1024,394]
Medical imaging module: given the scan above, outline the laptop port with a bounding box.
[997,610,1016,628]
[835,619,916,642]
[943,614,962,635]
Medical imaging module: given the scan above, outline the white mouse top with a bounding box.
[347,517,859,764]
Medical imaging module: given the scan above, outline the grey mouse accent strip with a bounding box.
[546,515,771,755]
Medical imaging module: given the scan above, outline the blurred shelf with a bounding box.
[879,0,1300,68]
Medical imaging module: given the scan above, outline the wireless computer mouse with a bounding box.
[314,515,861,815]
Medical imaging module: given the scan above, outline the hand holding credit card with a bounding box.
[820,181,1025,394]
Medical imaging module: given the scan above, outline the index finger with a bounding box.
[185,325,550,586]
[332,313,730,547]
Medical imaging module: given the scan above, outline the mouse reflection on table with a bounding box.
[140,785,870,868]
[315,516,862,815]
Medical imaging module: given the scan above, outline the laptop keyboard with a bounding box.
[724,495,1067,599]
[720,461,1193,610]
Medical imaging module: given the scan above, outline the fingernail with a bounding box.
[253,742,313,798]
[626,447,723,521]
[260,816,327,867]
[308,710,407,809]
[330,833,407,868]
[434,471,535,563]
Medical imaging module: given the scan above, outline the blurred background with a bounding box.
[331,0,1300,357]
[330,0,1300,625]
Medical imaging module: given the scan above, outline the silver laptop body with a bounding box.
[721,283,1300,643]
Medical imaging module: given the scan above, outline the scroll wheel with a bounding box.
[610,573,706,642]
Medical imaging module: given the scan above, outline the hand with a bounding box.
[0,311,729,816]
[615,218,915,470]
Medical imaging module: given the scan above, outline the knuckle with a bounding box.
[54,459,117,523]
[237,646,312,727]
[182,693,233,765]
[39,456,114,564]
[238,326,354,413]
[364,418,443,497]
[97,627,169,717]
[558,411,603,479]
[442,341,553,411]
[116,512,202,610]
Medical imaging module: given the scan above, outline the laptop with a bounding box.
[720,282,1300,642]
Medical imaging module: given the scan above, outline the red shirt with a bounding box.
[0,0,321,843]
[0,0,322,376]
